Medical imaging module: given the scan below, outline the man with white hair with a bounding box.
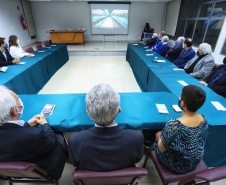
[146,32,158,48]
[0,86,66,180]
[184,43,214,80]
[68,83,144,172]
[165,36,185,62]
[153,35,170,56]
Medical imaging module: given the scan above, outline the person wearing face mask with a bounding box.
[9,35,34,58]
[173,38,195,69]
[153,35,170,56]
[152,85,208,174]
[0,86,66,180]
[184,43,214,80]
[199,56,226,98]
[146,32,158,48]
[0,37,20,67]
[165,36,185,62]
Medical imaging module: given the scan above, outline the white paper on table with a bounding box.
[211,101,226,111]
[133,44,138,45]
[156,104,169,114]
[38,51,45,52]
[173,68,184,71]
[146,54,154,56]
[51,45,57,46]
[157,60,166,63]
[45,47,51,49]
[18,62,26,65]
[144,46,149,48]
[178,80,188,86]
[0,67,8,72]
[146,49,152,51]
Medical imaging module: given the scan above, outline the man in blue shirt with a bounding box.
[173,38,195,69]
[152,31,165,50]
[154,36,170,57]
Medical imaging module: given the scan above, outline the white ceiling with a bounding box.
[28,0,172,2]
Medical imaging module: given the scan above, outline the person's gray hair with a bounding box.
[85,83,120,127]
[0,91,16,123]
[168,40,175,48]
[163,35,169,42]
[199,43,212,54]
[178,36,185,45]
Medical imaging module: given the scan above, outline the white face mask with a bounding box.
[16,98,24,118]
[17,39,19,44]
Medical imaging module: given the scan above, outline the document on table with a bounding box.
[146,49,152,51]
[18,62,26,65]
[144,46,149,48]
[156,104,169,114]
[178,80,188,86]
[0,67,8,72]
[38,51,45,52]
[157,60,166,63]
[211,101,226,111]
[45,47,51,49]
[146,54,154,56]
[173,68,184,71]
[133,44,138,45]
[51,45,57,46]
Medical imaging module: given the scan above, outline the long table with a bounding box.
[20,92,182,132]
[0,44,69,94]
[126,43,226,167]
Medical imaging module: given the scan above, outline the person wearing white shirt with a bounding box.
[8,35,34,58]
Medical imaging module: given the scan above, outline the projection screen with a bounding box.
[90,3,130,35]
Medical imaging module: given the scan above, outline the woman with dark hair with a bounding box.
[152,85,208,174]
[9,35,34,58]
[140,22,153,42]
[199,56,226,98]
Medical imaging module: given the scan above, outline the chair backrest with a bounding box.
[72,167,148,185]
[44,40,50,47]
[24,47,34,53]
[36,43,43,50]
[0,161,47,178]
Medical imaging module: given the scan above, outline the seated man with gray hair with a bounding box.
[165,36,185,62]
[0,86,66,180]
[68,83,144,172]
[146,32,158,48]
[153,35,170,56]
[184,43,214,80]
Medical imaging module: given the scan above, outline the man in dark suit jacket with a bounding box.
[0,87,66,180]
[146,33,158,48]
[0,37,20,67]
[199,56,226,98]
[68,83,144,172]
[165,37,185,62]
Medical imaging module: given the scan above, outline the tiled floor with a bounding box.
[1,43,225,185]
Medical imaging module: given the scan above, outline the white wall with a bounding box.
[0,0,37,47]
[30,1,166,42]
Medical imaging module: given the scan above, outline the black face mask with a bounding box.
[197,50,200,56]
[223,57,226,65]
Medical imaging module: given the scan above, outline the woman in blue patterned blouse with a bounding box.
[152,85,208,174]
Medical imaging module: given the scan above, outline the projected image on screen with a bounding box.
[90,4,129,35]
[92,9,128,29]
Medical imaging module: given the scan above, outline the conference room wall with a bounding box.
[0,0,37,47]
[30,1,166,42]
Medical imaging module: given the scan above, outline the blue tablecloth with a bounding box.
[0,44,69,94]
[126,43,226,167]
[20,92,182,132]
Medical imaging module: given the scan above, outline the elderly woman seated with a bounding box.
[152,85,208,174]
[184,43,214,80]
[153,35,170,57]
[199,56,226,98]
